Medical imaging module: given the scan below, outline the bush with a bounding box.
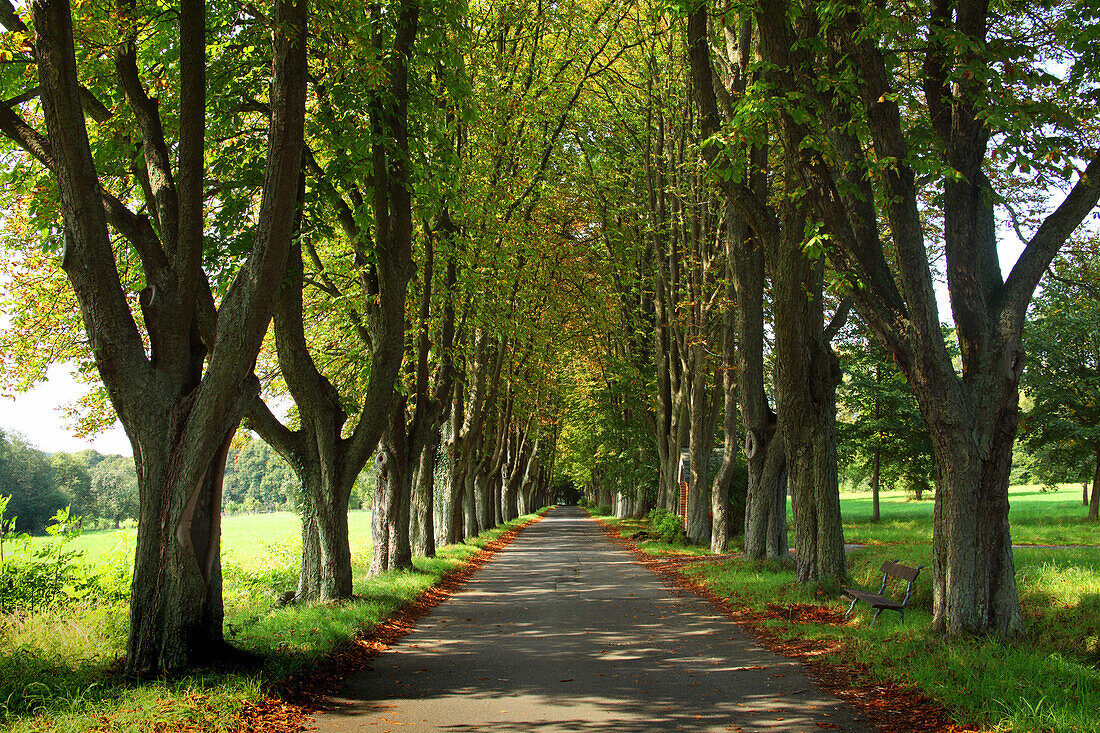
[591,505,612,516]
[0,504,113,613]
[645,508,686,544]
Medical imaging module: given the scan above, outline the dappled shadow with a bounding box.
[314,507,868,732]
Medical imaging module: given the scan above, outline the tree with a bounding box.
[687,2,851,578]
[753,0,1100,635]
[1021,245,1100,520]
[837,328,936,512]
[88,455,139,528]
[0,0,308,674]
[0,430,66,533]
[221,436,299,513]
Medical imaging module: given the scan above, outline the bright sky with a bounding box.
[0,362,133,456]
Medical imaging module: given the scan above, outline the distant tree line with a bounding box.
[0,430,317,534]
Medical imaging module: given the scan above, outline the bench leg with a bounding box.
[899,608,904,624]
[872,607,884,626]
[845,597,859,619]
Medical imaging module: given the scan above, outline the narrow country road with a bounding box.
[309,506,869,732]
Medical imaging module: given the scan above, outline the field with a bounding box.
[600,484,1100,733]
[836,484,1098,547]
[25,510,375,570]
[1,509,541,733]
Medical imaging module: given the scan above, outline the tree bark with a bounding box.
[871,449,881,522]
[1090,448,1100,521]
[772,202,847,584]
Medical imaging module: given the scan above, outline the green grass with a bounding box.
[833,485,1099,547]
[0,510,542,733]
[600,489,1100,733]
[22,510,375,570]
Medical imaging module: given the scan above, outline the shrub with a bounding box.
[0,505,106,614]
[591,505,612,516]
[645,508,686,544]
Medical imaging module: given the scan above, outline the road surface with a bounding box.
[310,506,868,732]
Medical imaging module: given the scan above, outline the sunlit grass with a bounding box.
[834,486,1099,546]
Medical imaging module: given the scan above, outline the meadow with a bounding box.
[600,485,1100,733]
[1,509,541,733]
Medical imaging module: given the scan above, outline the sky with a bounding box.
[0,362,133,456]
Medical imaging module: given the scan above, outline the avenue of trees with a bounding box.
[1,0,1098,674]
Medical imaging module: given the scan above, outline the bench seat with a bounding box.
[843,560,924,625]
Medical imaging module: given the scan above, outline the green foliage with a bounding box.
[836,329,935,499]
[222,435,300,514]
[0,504,125,614]
[645,507,687,545]
[1020,244,1100,486]
[85,456,138,529]
[0,431,71,534]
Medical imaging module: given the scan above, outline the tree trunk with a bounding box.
[711,242,739,553]
[772,202,847,585]
[128,429,237,676]
[928,403,1023,636]
[412,430,441,557]
[369,451,390,576]
[1090,448,1100,520]
[871,449,881,522]
[463,462,479,538]
[378,408,413,573]
[735,220,786,560]
[298,468,354,598]
[687,363,719,545]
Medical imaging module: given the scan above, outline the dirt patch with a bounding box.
[590,516,982,733]
[231,513,546,733]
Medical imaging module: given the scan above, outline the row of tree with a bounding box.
[0,430,137,532]
[547,0,1099,646]
[0,0,598,676]
[1,0,1098,676]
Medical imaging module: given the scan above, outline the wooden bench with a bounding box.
[843,560,924,625]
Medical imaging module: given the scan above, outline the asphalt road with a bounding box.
[309,506,869,732]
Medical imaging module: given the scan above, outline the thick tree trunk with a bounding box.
[929,405,1023,636]
[379,414,413,572]
[128,429,237,676]
[412,431,441,557]
[298,468,354,597]
[735,227,786,560]
[773,206,846,585]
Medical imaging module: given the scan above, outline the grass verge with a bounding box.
[0,511,545,733]
[590,510,1100,733]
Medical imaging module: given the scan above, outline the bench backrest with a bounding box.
[880,560,921,582]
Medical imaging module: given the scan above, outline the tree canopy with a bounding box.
[1,0,1099,672]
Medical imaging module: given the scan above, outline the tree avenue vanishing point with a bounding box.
[2,0,1099,691]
